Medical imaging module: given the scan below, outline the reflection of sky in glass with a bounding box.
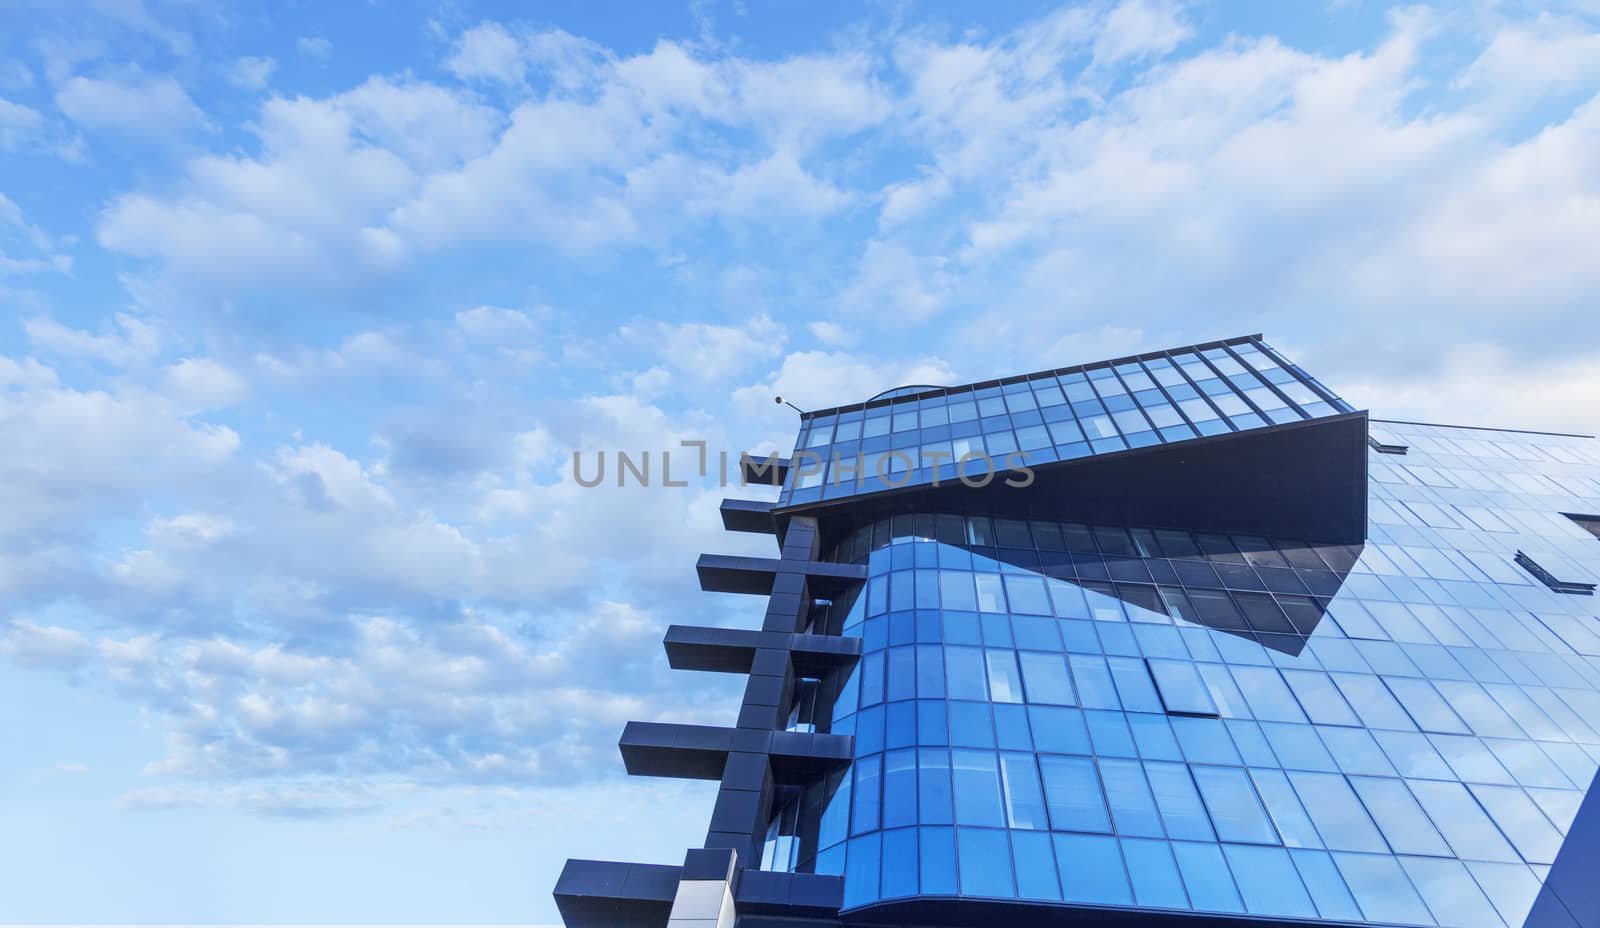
[779,336,1356,506]
[764,419,1600,928]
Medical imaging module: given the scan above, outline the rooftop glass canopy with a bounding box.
[771,334,1370,544]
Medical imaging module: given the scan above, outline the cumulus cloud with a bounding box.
[24,314,160,366]
[0,357,240,553]
[228,55,276,91]
[0,96,46,149]
[96,33,886,292]
[1,619,92,670]
[55,73,209,137]
[9,2,1600,826]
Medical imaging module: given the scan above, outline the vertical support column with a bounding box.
[706,515,827,869]
[667,848,739,928]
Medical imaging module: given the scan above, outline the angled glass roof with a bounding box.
[773,334,1368,543]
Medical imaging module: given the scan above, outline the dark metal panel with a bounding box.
[721,497,777,533]
[552,860,677,928]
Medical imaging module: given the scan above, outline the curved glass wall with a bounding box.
[794,421,1600,928]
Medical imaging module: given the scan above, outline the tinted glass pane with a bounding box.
[1122,838,1189,909]
[1288,771,1388,852]
[957,828,1014,897]
[1144,762,1214,841]
[1349,776,1450,858]
[1099,757,1165,838]
[1040,755,1111,833]
[951,749,1005,826]
[1053,833,1131,905]
[1192,765,1279,845]
[1223,845,1317,918]
[1332,853,1434,925]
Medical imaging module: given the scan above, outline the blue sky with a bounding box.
[2,0,1599,923]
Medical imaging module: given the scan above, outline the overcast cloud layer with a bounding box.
[2,0,1599,922]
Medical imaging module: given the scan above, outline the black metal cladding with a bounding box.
[555,508,861,926]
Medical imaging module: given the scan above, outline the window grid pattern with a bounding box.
[779,337,1356,506]
[801,421,1600,928]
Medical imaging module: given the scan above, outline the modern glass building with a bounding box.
[555,334,1600,928]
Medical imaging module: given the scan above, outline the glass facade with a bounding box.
[778,420,1600,928]
[780,336,1355,507]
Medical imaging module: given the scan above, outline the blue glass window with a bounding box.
[1010,830,1061,901]
[1232,666,1308,722]
[1191,765,1279,845]
[1331,672,1417,730]
[1468,784,1563,864]
[1029,705,1091,755]
[1349,776,1450,857]
[1039,755,1111,833]
[1400,856,1501,928]
[985,650,1024,703]
[880,828,918,898]
[841,833,881,909]
[1018,651,1075,705]
[1332,853,1434,925]
[1172,841,1244,912]
[1107,656,1164,712]
[1053,833,1132,905]
[1384,676,1470,734]
[1099,757,1165,838]
[917,748,953,825]
[918,826,958,895]
[1069,655,1121,709]
[1249,768,1323,848]
[945,647,987,700]
[1122,838,1189,908]
[1406,779,1519,863]
[1222,845,1317,918]
[852,754,880,835]
[1291,849,1363,920]
[1148,659,1220,715]
[1287,771,1387,852]
[1143,761,1214,841]
[957,828,1014,897]
[951,749,1005,827]
[999,752,1049,830]
[1281,670,1360,726]
[882,749,918,828]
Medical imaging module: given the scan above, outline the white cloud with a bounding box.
[0,97,45,149]
[456,306,538,341]
[1334,343,1600,437]
[55,74,209,137]
[256,329,447,383]
[0,359,240,552]
[162,358,249,413]
[99,31,886,291]
[95,78,503,288]
[733,349,958,417]
[1,619,92,670]
[147,512,234,548]
[24,313,161,367]
[0,193,70,274]
[808,321,853,347]
[620,314,785,380]
[1454,15,1600,105]
[229,55,277,91]
[297,36,333,60]
[1092,0,1191,69]
[445,22,531,85]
